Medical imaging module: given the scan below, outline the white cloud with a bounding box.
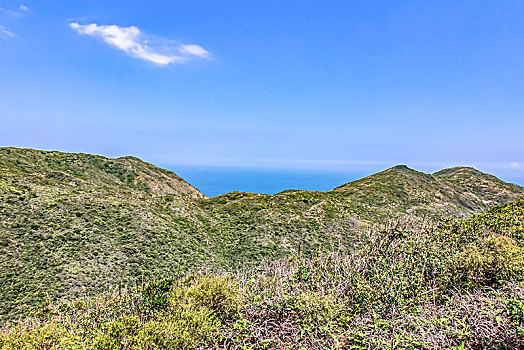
[0,4,29,16]
[70,22,210,66]
[0,26,14,37]
[510,161,521,169]
[179,44,210,58]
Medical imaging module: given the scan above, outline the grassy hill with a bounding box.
[0,147,523,321]
[2,196,524,349]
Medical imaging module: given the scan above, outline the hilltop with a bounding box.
[0,147,205,198]
[0,147,523,320]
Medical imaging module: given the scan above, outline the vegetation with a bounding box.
[1,147,523,322]
[2,197,524,348]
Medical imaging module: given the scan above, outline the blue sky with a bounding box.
[1,0,524,189]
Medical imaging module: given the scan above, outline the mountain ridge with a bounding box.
[1,147,523,320]
[3,147,522,198]
[0,147,206,199]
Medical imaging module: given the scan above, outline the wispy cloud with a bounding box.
[510,161,521,169]
[179,44,210,58]
[0,26,14,37]
[70,23,211,66]
[0,4,30,17]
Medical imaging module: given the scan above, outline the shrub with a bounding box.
[141,278,174,311]
[91,309,220,350]
[0,321,80,350]
[455,235,524,286]
[290,291,339,326]
[180,275,244,320]
[92,315,141,349]
[506,295,524,335]
[141,304,220,349]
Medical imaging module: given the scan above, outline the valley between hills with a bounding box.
[1,147,524,349]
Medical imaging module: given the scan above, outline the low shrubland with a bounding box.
[2,198,524,349]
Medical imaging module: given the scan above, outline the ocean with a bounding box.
[165,165,524,198]
[165,165,370,198]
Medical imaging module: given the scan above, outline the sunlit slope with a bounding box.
[0,148,522,320]
[0,147,205,198]
[0,148,211,320]
[333,164,523,220]
[3,197,524,348]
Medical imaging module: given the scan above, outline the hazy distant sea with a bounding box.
[165,165,524,198]
[165,166,370,197]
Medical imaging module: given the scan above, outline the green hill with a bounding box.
[2,196,524,349]
[0,147,523,321]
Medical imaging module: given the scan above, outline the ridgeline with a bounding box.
[1,147,523,322]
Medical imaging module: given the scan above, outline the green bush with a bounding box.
[0,321,80,350]
[141,304,220,349]
[179,275,244,320]
[290,291,339,326]
[141,278,174,311]
[455,234,524,286]
[91,309,220,350]
[506,295,524,335]
[92,315,141,349]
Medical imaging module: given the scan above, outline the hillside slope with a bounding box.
[3,197,524,348]
[334,164,523,219]
[0,147,522,320]
[197,165,524,269]
[434,166,523,206]
[0,147,205,198]
[0,148,212,320]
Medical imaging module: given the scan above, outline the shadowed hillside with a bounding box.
[0,147,522,320]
